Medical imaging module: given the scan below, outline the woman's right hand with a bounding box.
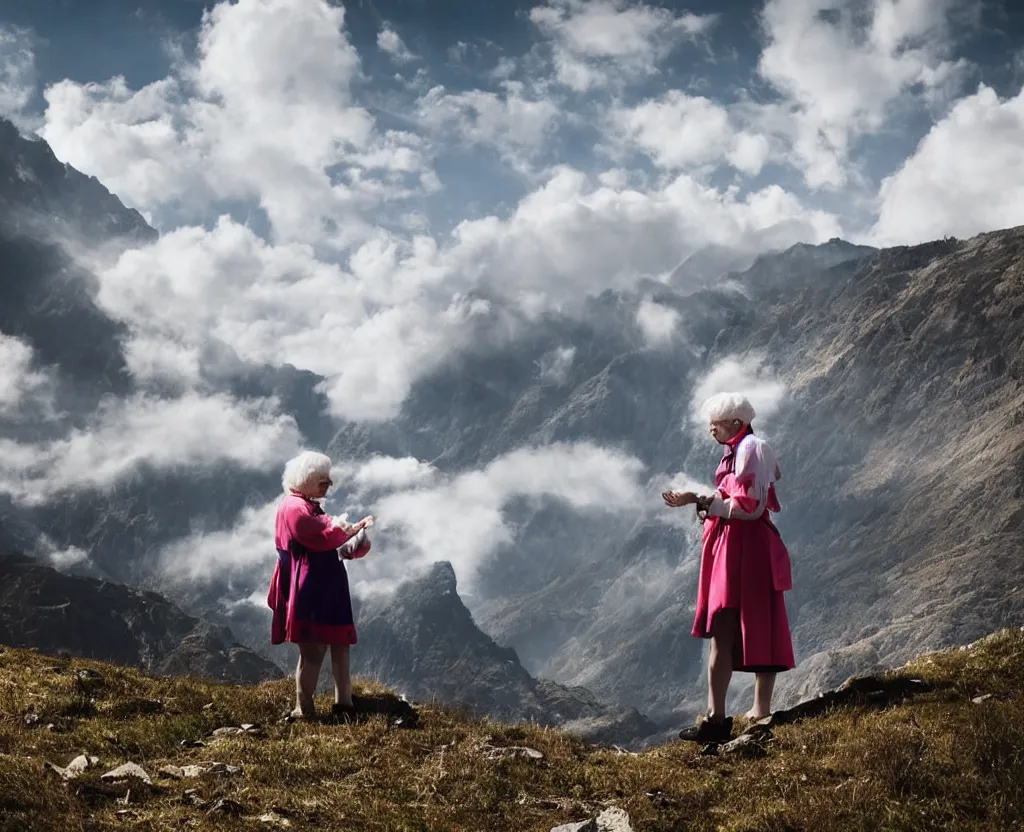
[663,491,697,508]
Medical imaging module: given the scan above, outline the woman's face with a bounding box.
[709,418,744,444]
[308,474,333,500]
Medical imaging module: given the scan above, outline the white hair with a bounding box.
[282,451,332,494]
[702,392,756,425]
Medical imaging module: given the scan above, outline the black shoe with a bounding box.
[678,715,733,743]
[330,703,358,724]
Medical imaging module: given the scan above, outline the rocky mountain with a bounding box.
[725,231,1024,704]
[0,553,281,684]
[352,561,658,747]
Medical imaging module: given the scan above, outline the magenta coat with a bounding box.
[267,492,370,646]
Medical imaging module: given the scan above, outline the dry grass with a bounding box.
[1,629,1023,831]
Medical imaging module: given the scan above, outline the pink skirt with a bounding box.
[691,514,795,672]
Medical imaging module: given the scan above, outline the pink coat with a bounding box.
[267,492,370,645]
[691,429,795,672]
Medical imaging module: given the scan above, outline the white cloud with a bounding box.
[0,392,302,505]
[635,297,679,347]
[756,0,972,188]
[91,217,491,421]
[161,500,277,582]
[690,354,787,430]
[447,167,842,306]
[0,25,35,122]
[378,25,416,63]
[38,0,432,247]
[359,442,647,590]
[871,83,1024,245]
[348,455,440,492]
[611,90,770,176]
[530,0,717,91]
[0,333,56,419]
[36,534,91,570]
[537,346,576,385]
[416,81,560,164]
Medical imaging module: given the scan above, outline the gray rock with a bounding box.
[208,797,244,816]
[595,807,634,832]
[551,808,633,832]
[100,762,152,785]
[45,754,99,781]
[483,745,544,761]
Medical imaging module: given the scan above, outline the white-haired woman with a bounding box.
[663,392,795,743]
[267,451,373,721]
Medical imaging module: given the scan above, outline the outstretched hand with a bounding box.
[663,490,697,508]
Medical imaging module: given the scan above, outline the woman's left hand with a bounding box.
[663,490,697,507]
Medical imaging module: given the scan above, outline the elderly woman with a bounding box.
[267,451,373,721]
[663,392,795,743]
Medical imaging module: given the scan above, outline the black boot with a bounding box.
[678,714,733,743]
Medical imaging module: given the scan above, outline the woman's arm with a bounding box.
[292,510,358,551]
[703,436,776,520]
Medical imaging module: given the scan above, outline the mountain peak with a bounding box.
[0,117,156,244]
[422,560,458,594]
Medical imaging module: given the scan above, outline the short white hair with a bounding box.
[282,451,332,494]
[702,392,756,425]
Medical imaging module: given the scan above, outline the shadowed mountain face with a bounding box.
[0,554,281,684]
[729,232,1024,704]
[2,118,1023,741]
[352,561,659,747]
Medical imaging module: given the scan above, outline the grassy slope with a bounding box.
[1,629,1022,832]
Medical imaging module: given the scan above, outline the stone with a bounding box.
[180,761,243,778]
[258,813,293,828]
[211,726,245,738]
[100,762,152,785]
[45,754,98,781]
[75,669,105,690]
[722,732,769,758]
[157,765,184,780]
[551,822,596,832]
[483,745,544,761]
[208,797,244,816]
[551,808,633,832]
[595,807,633,832]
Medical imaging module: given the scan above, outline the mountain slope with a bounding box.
[1,628,1022,832]
[352,561,659,746]
[0,553,281,685]
[723,230,1024,701]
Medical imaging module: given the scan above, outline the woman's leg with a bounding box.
[747,672,777,719]
[707,609,740,720]
[294,643,327,716]
[330,644,353,708]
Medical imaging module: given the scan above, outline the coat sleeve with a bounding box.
[291,508,358,551]
[707,437,774,520]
